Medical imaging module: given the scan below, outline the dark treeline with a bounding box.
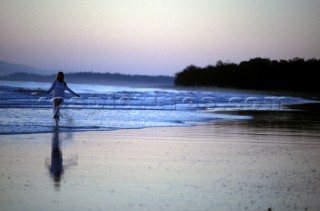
[175,58,320,93]
[0,72,174,86]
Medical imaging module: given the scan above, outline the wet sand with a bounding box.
[1,110,320,210]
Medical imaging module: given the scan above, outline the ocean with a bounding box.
[0,80,309,134]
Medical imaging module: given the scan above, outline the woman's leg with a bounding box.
[53,98,62,118]
[53,98,63,126]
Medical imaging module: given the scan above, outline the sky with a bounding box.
[1,0,320,76]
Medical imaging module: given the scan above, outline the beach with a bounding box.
[1,108,320,211]
[1,81,320,210]
[2,0,320,209]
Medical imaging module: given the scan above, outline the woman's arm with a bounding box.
[65,83,80,97]
[47,81,55,94]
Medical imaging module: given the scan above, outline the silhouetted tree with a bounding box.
[175,58,320,93]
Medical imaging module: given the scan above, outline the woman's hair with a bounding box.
[56,71,64,82]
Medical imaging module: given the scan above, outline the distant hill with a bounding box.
[0,61,41,76]
[0,61,174,86]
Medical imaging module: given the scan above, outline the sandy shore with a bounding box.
[1,118,320,210]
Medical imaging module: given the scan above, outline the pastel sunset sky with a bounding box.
[1,0,320,75]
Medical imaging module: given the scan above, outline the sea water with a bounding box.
[0,80,308,134]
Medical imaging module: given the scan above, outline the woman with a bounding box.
[47,72,80,124]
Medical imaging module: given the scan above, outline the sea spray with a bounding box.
[61,110,75,127]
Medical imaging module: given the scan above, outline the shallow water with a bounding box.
[0,80,311,134]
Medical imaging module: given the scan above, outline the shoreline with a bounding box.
[2,100,320,136]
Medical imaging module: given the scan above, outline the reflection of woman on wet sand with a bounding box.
[45,131,63,189]
[45,131,78,190]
